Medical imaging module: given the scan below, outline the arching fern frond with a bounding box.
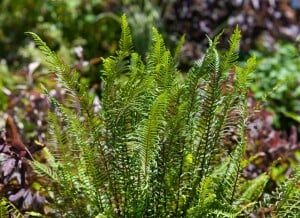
[27,33,93,114]
[25,32,64,73]
[31,160,58,181]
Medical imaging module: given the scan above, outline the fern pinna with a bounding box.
[26,15,271,217]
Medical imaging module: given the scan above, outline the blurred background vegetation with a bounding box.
[0,0,300,215]
[1,0,300,130]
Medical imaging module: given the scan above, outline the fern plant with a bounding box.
[26,14,271,217]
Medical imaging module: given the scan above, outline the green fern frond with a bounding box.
[146,27,177,90]
[154,50,175,89]
[132,90,170,182]
[31,160,58,181]
[217,68,254,205]
[182,27,256,217]
[174,35,185,62]
[182,31,245,215]
[102,56,119,92]
[76,158,104,213]
[187,185,241,218]
[221,26,241,73]
[197,176,218,208]
[0,198,24,218]
[130,52,145,77]
[274,166,300,217]
[56,105,108,191]
[194,42,221,173]
[24,211,46,217]
[47,111,67,153]
[102,56,131,111]
[184,35,221,124]
[119,14,133,57]
[151,27,166,53]
[197,36,220,79]
[25,32,64,73]
[78,143,108,206]
[235,56,256,93]
[28,33,92,114]
[47,103,79,159]
[235,173,269,205]
[216,131,245,203]
[0,199,9,218]
[147,28,168,76]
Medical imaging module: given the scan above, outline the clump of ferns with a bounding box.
[26,15,273,217]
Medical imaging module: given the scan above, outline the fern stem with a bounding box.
[175,147,185,216]
[230,160,241,204]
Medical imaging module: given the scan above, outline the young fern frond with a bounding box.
[119,14,133,57]
[102,44,135,122]
[103,14,133,88]
[220,26,241,73]
[149,28,166,67]
[235,56,256,93]
[147,28,176,90]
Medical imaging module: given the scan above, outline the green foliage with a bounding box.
[273,166,300,217]
[0,0,121,65]
[122,0,165,56]
[0,61,20,111]
[28,14,270,217]
[0,198,24,218]
[249,42,300,130]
